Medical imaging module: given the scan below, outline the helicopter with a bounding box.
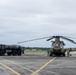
[18,35,76,56]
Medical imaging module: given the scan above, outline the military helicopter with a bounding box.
[18,35,76,56]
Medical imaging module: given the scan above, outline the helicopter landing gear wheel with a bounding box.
[50,53,53,56]
[47,50,50,56]
[49,52,53,56]
[47,52,52,56]
[62,53,65,57]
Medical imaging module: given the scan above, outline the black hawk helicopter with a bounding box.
[18,36,76,56]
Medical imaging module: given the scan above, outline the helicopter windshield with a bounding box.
[52,42,63,48]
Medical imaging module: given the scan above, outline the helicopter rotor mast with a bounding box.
[47,36,60,43]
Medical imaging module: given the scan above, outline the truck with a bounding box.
[0,44,25,56]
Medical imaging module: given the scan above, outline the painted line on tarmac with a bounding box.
[31,57,56,75]
[2,59,39,75]
[0,63,21,75]
[0,65,9,75]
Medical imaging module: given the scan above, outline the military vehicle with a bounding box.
[18,35,76,56]
[0,44,6,56]
[0,44,25,56]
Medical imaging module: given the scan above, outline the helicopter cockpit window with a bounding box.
[56,44,59,47]
[52,43,61,48]
[60,44,63,48]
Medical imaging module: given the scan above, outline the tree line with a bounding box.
[25,47,50,50]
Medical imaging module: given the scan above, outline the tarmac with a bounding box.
[0,52,76,75]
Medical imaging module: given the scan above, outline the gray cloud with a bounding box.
[0,0,76,47]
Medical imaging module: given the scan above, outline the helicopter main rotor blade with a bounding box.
[18,35,76,44]
[60,36,76,44]
[46,36,54,41]
[18,36,51,44]
[65,36,76,39]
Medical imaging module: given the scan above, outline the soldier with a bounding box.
[67,48,71,57]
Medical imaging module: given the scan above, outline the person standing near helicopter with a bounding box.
[67,48,71,57]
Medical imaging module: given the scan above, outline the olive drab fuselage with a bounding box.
[47,36,66,56]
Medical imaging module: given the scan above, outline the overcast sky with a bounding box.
[0,0,76,47]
